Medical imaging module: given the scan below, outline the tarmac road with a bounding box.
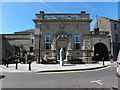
[1,64,118,89]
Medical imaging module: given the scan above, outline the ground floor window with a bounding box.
[74,43,81,50]
[44,43,51,50]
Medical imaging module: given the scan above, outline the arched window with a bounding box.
[73,32,81,50]
[44,32,52,50]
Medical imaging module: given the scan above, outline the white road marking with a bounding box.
[90,80,103,85]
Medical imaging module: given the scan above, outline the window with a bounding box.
[114,24,117,29]
[30,47,34,52]
[115,34,118,41]
[44,32,52,50]
[73,32,81,50]
[31,39,34,44]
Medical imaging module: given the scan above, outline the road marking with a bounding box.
[90,80,103,85]
[36,66,111,74]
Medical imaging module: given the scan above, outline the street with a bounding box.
[1,64,118,89]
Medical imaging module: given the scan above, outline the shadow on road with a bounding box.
[0,75,5,79]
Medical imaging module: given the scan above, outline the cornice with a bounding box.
[33,18,92,23]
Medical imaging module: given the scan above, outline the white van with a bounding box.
[116,50,120,77]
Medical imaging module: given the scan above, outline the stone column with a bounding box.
[67,35,72,62]
[51,35,57,60]
[68,34,72,50]
[52,35,57,50]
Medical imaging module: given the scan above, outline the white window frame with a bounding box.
[73,32,81,50]
[44,32,52,50]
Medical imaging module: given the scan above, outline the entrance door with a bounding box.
[94,43,109,61]
[57,47,66,60]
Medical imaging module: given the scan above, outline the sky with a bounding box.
[1,2,119,34]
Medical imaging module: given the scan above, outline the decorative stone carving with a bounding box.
[60,24,65,29]
[57,31,68,40]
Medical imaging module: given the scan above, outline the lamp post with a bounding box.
[38,23,41,64]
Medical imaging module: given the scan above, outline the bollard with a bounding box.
[15,61,18,69]
[6,59,9,68]
[28,60,31,70]
[102,58,105,66]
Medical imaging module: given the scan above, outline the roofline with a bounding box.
[100,17,120,22]
[35,13,90,15]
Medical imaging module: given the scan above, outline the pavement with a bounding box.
[0,61,116,73]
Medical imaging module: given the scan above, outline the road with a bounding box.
[1,64,119,89]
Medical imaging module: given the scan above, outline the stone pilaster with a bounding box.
[52,35,57,50]
[68,34,72,50]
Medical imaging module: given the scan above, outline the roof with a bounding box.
[101,17,120,22]
[14,29,34,34]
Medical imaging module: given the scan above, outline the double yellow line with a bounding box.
[36,66,111,75]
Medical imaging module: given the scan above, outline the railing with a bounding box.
[44,15,82,19]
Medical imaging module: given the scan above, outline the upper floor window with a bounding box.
[44,32,52,50]
[114,24,117,29]
[73,32,81,50]
[115,34,118,41]
[31,39,34,44]
[30,47,34,52]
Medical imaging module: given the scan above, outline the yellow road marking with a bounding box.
[36,66,111,74]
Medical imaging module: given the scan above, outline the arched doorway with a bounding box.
[94,43,109,61]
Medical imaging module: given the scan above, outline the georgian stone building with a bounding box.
[33,11,93,63]
[1,11,119,64]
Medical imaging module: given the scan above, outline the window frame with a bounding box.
[73,32,81,50]
[44,32,52,50]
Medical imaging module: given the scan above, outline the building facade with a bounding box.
[1,11,119,64]
[94,17,120,60]
[33,11,93,64]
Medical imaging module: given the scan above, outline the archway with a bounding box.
[94,43,109,61]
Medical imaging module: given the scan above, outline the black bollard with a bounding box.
[15,60,18,69]
[28,60,31,70]
[6,59,9,68]
[102,58,105,66]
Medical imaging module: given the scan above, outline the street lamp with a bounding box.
[38,23,41,64]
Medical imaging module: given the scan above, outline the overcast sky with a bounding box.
[1,2,119,34]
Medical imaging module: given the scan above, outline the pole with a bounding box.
[102,58,105,66]
[6,58,8,68]
[28,60,31,70]
[38,23,41,64]
[15,58,18,69]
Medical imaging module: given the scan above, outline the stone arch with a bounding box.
[94,43,109,61]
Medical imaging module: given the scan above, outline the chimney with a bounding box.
[40,11,44,14]
[81,11,86,14]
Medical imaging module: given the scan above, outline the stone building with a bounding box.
[94,17,120,61]
[1,11,119,64]
[33,11,93,64]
